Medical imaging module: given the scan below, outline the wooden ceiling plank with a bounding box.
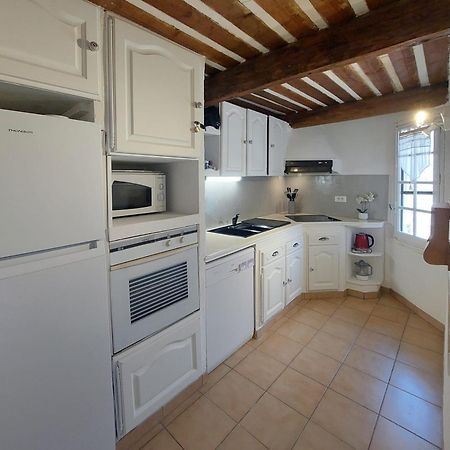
[205,0,450,104]
[255,89,307,111]
[200,0,286,50]
[423,37,450,85]
[288,82,448,128]
[331,65,376,98]
[229,98,286,119]
[241,94,296,114]
[309,0,355,25]
[89,0,237,68]
[307,72,355,102]
[252,0,318,38]
[267,85,322,110]
[388,46,420,90]
[356,56,394,94]
[285,79,337,106]
[142,0,259,59]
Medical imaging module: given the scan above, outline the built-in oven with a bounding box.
[109,225,199,354]
[111,170,166,218]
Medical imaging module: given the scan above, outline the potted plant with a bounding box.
[356,192,376,220]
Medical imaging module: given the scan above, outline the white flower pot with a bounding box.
[358,212,368,220]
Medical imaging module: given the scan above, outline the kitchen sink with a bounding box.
[209,218,290,238]
[285,214,341,222]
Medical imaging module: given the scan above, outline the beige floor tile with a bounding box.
[235,350,286,390]
[275,319,317,344]
[345,345,394,382]
[356,329,400,359]
[206,370,264,421]
[321,317,362,343]
[378,295,409,311]
[217,426,267,450]
[285,305,302,318]
[372,304,409,326]
[402,326,444,354]
[312,389,378,450]
[224,343,254,367]
[291,308,329,329]
[248,328,274,348]
[241,393,307,450]
[390,361,443,406]
[266,316,289,332]
[141,429,182,450]
[200,364,231,394]
[365,315,405,339]
[307,331,352,362]
[408,314,443,336]
[258,333,304,364]
[381,385,442,447]
[269,367,326,417]
[167,396,235,450]
[333,306,370,326]
[306,299,338,316]
[330,365,387,412]
[397,342,443,375]
[162,391,203,427]
[370,417,438,450]
[290,347,340,386]
[293,421,353,450]
[343,297,377,313]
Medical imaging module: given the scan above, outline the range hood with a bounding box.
[284,160,333,174]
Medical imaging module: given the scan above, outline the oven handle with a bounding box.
[110,243,198,271]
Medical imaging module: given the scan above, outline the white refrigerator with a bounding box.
[0,110,116,450]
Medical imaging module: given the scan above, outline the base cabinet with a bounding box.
[113,314,202,438]
[308,245,339,291]
[286,249,303,304]
[262,259,286,322]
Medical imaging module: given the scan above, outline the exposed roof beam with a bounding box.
[205,0,450,105]
[287,82,448,128]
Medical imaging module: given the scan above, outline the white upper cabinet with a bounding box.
[0,0,101,98]
[268,116,290,176]
[110,18,204,157]
[220,102,246,176]
[246,110,267,176]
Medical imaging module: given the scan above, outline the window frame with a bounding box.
[394,123,443,248]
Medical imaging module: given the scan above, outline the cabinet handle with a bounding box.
[88,40,99,52]
[318,237,329,241]
[309,267,314,272]
[288,278,292,283]
[193,101,203,109]
[272,251,279,257]
[293,242,299,247]
[192,121,205,133]
[283,281,288,286]
[270,144,275,148]
[248,139,253,144]
[243,139,247,144]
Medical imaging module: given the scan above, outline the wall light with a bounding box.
[415,110,428,127]
[206,177,242,182]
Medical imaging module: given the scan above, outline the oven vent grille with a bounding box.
[129,262,188,324]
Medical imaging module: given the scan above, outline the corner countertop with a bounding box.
[205,213,384,263]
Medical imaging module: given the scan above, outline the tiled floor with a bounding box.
[141,294,444,450]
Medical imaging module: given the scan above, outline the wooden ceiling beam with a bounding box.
[205,0,450,105]
[287,82,448,128]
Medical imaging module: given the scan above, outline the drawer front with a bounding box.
[286,238,302,254]
[308,231,340,246]
[260,244,284,265]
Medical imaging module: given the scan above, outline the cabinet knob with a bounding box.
[288,278,292,283]
[193,101,203,109]
[192,121,204,133]
[283,281,288,286]
[309,267,314,272]
[179,236,185,244]
[166,240,172,247]
[88,41,99,52]
[248,139,253,144]
[293,242,299,248]
[270,144,275,148]
[272,251,279,257]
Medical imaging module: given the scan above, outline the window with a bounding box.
[396,125,440,242]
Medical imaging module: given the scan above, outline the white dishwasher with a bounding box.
[206,248,255,372]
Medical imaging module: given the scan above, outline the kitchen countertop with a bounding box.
[205,213,384,263]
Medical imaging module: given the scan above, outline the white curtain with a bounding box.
[398,130,432,182]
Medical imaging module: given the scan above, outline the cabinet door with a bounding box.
[268,117,290,176]
[112,18,204,157]
[113,315,202,437]
[286,249,303,304]
[262,259,286,322]
[0,0,101,97]
[308,245,339,291]
[246,110,267,176]
[221,102,246,176]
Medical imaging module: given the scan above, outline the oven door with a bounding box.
[110,245,199,353]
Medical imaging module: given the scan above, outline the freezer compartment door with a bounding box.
[0,244,115,450]
[0,110,105,258]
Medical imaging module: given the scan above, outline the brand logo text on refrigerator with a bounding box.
[8,128,33,134]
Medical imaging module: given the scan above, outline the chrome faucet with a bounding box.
[232,213,240,226]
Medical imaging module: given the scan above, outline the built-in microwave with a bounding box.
[112,170,166,218]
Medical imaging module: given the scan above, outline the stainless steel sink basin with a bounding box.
[209,218,290,238]
[285,214,341,222]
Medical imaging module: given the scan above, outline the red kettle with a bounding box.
[354,233,374,251]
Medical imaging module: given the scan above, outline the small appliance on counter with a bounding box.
[354,260,373,280]
[111,170,166,217]
[352,233,374,253]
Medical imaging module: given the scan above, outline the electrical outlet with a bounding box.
[335,195,347,203]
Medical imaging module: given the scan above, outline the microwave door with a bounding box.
[112,181,153,217]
